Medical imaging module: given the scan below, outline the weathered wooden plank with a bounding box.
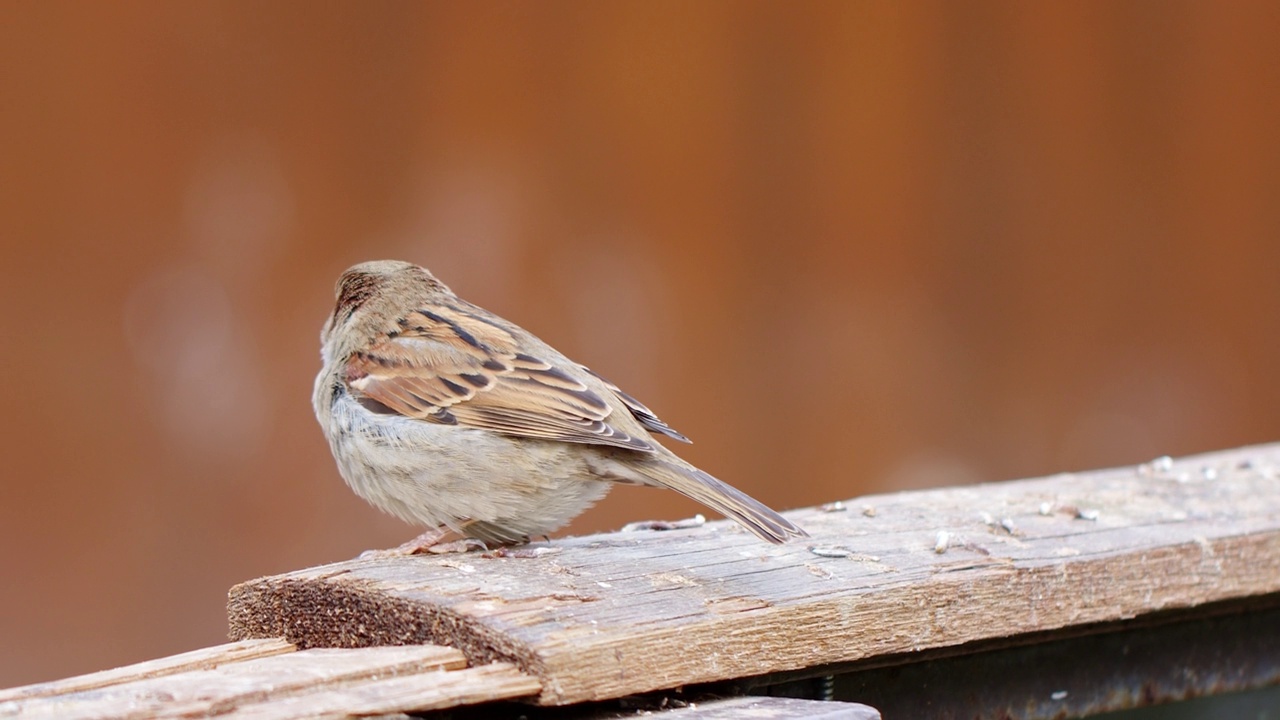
[7,645,471,719]
[228,662,540,719]
[227,443,1280,705]
[0,638,295,703]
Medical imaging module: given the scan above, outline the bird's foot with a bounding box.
[359,527,457,558]
[425,538,490,554]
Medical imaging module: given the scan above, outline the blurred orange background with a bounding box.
[2,1,1278,688]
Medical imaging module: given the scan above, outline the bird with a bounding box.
[312,260,806,552]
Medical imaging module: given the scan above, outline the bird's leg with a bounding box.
[359,526,456,558]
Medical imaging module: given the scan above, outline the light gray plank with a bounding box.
[0,638,295,703]
[586,696,880,720]
[7,645,469,719]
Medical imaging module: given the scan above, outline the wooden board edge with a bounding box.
[0,638,296,702]
[227,575,550,680]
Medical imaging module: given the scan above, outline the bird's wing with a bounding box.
[579,366,690,443]
[344,303,655,452]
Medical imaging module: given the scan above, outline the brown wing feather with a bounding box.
[580,366,691,443]
[345,303,655,452]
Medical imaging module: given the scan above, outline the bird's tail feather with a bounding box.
[643,460,807,544]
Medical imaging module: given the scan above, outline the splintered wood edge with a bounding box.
[226,576,546,679]
[227,443,1280,705]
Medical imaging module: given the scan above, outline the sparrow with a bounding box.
[313,260,807,550]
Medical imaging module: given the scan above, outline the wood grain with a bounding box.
[2,645,542,719]
[228,443,1280,705]
[227,661,540,720]
[0,638,295,703]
